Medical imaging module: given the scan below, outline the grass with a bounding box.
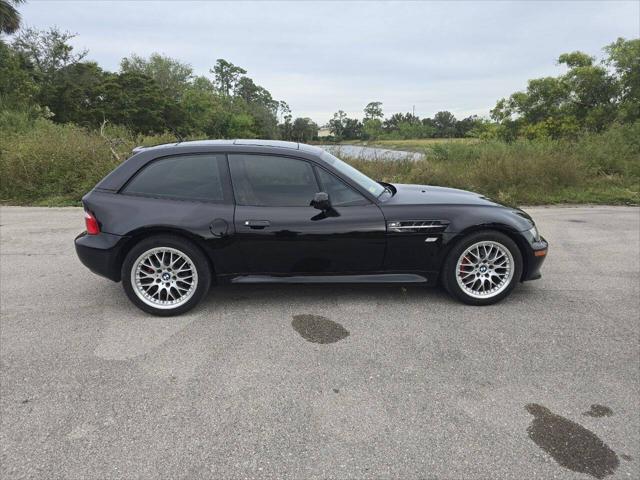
[340,126,640,206]
[0,113,179,206]
[1,113,638,206]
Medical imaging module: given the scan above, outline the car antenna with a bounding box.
[170,128,185,144]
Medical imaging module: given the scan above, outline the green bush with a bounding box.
[0,115,200,205]
[1,119,638,206]
[345,123,639,206]
[1,119,125,205]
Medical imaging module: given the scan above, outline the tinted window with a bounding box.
[316,167,368,206]
[229,154,319,206]
[320,151,385,197]
[123,155,225,202]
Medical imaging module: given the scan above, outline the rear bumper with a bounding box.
[75,231,127,282]
[522,236,548,281]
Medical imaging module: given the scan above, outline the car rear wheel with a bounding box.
[122,235,211,316]
[442,230,523,306]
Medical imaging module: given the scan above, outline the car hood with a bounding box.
[383,184,502,207]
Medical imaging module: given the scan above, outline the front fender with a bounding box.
[444,205,534,234]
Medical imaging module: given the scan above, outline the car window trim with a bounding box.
[226,152,377,207]
[313,165,370,207]
[316,156,380,204]
[118,152,233,205]
[227,152,322,208]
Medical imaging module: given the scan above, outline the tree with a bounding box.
[120,53,193,99]
[97,71,171,134]
[433,111,457,137]
[291,117,318,142]
[10,27,95,122]
[455,115,483,137]
[278,101,293,140]
[233,75,279,138]
[246,100,278,139]
[557,51,594,68]
[328,110,348,139]
[235,76,259,103]
[181,75,226,136]
[0,40,38,109]
[211,58,246,96]
[421,117,437,136]
[236,75,278,114]
[342,117,362,140]
[12,27,87,80]
[383,112,420,133]
[362,118,383,140]
[491,40,638,139]
[605,37,640,122]
[44,61,107,126]
[560,55,616,132]
[227,112,255,138]
[278,100,291,121]
[397,121,426,139]
[0,0,24,35]
[383,112,405,132]
[364,101,383,120]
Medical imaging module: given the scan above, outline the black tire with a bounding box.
[442,230,523,306]
[121,234,212,316]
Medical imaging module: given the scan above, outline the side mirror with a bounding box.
[311,192,331,211]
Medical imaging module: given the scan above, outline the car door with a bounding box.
[228,153,386,274]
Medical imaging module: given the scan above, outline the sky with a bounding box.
[15,0,640,124]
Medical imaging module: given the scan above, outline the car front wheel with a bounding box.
[122,235,211,316]
[443,230,523,306]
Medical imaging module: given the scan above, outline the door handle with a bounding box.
[243,220,270,229]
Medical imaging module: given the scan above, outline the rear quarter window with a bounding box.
[123,154,226,202]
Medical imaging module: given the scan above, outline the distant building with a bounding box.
[317,127,331,138]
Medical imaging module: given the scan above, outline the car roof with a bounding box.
[98,139,327,192]
[132,139,320,153]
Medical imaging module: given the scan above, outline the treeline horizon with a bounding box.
[0,25,486,142]
[328,36,638,142]
[1,15,637,144]
[1,1,638,207]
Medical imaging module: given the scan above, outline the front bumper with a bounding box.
[75,231,128,282]
[522,236,548,281]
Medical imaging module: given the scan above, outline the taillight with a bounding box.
[84,211,100,235]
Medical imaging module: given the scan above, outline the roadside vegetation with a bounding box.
[0,1,638,206]
[2,114,637,206]
[344,123,639,206]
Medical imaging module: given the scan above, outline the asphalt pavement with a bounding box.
[1,205,638,479]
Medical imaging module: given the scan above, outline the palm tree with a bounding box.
[0,0,25,35]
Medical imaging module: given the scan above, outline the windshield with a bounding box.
[320,151,386,197]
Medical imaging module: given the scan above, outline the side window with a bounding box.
[229,154,319,207]
[316,167,368,206]
[123,154,226,202]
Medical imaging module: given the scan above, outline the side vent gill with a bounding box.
[386,220,449,233]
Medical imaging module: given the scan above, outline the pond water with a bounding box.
[319,144,425,161]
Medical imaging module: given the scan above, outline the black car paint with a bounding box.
[75,140,547,285]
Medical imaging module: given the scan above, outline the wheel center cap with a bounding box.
[161,272,171,281]
[479,265,488,273]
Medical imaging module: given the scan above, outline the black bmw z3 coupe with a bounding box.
[75,139,548,316]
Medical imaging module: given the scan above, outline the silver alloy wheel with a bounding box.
[455,240,515,299]
[131,247,198,309]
